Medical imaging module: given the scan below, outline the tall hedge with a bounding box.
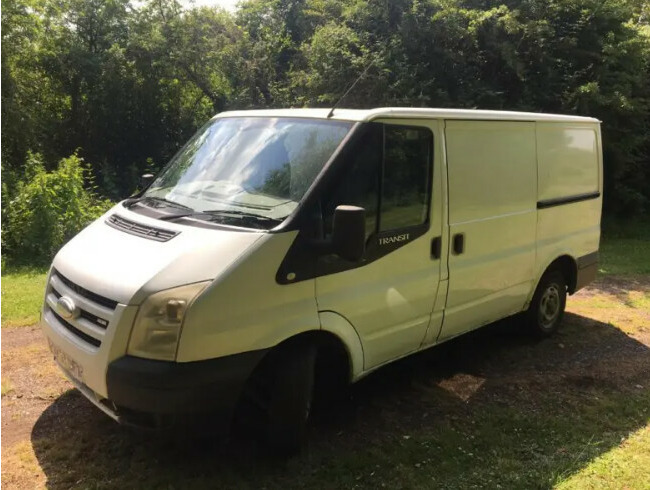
[2,152,113,265]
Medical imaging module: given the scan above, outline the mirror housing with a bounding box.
[140,173,154,190]
[332,205,366,262]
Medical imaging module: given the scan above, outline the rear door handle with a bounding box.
[431,236,442,259]
[452,233,465,255]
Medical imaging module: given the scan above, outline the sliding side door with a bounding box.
[438,120,537,341]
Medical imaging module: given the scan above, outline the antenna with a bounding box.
[327,57,376,118]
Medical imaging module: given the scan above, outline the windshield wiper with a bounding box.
[126,196,192,211]
[158,209,283,228]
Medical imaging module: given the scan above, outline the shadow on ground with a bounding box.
[32,312,650,489]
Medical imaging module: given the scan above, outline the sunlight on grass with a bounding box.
[556,424,650,489]
[1,268,48,327]
[1,441,46,488]
[1,379,14,396]
[569,287,650,335]
[626,290,650,310]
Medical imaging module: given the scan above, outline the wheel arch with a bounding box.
[257,327,358,385]
[535,254,578,297]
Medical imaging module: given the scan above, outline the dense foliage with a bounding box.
[2,153,113,265]
[2,0,649,262]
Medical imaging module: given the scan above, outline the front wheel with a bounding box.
[235,342,316,456]
[525,269,567,337]
[265,344,316,455]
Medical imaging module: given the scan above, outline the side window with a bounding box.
[380,125,433,231]
[322,128,380,239]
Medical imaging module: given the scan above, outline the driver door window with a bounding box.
[322,127,380,240]
[323,123,433,242]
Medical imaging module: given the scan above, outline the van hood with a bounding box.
[52,204,265,305]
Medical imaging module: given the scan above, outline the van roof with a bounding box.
[215,107,600,124]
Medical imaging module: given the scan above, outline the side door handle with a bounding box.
[431,236,442,259]
[452,233,465,255]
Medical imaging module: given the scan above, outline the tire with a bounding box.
[235,342,316,456]
[525,268,567,337]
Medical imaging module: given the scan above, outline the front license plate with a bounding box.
[48,339,84,382]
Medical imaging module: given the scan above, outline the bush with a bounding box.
[2,152,114,266]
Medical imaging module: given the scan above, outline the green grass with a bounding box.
[600,237,650,275]
[599,218,650,275]
[1,266,47,327]
[557,426,650,489]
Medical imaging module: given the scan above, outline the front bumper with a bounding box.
[57,350,268,432]
[107,351,267,413]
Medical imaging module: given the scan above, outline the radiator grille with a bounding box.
[46,270,118,349]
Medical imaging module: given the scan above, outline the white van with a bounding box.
[41,108,602,452]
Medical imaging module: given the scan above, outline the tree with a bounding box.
[2,0,649,216]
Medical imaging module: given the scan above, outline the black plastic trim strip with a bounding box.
[49,307,101,347]
[537,192,600,209]
[79,309,109,329]
[53,269,118,310]
[575,251,599,292]
[106,214,179,242]
[577,251,599,269]
[106,350,269,415]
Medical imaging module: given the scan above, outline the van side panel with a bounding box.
[534,123,602,290]
[439,121,537,341]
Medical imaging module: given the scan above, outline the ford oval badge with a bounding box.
[56,296,79,320]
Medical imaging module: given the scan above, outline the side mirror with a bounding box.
[332,205,366,262]
[140,173,154,190]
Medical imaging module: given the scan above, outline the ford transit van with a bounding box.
[41,108,602,453]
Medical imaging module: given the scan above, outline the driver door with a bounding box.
[315,120,443,369]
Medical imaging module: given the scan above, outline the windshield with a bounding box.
[142,117,353,228]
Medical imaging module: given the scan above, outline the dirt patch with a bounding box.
[2,326,71,450]
[2,325,46,350]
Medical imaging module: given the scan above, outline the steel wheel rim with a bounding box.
[539,283,561,329]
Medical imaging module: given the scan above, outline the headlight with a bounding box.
[128,281,210,361]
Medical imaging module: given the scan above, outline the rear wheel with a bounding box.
[525,268,567,337]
